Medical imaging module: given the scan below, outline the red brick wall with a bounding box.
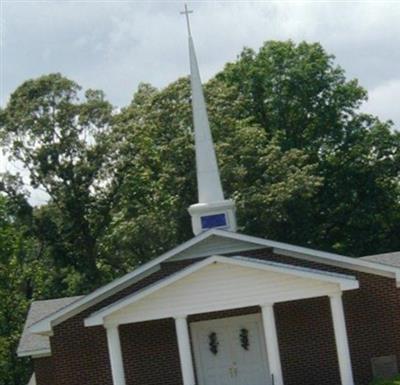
[32,249,400,385]
[344,273,400,385]
[120,319,183,385]
[50,319,112,385]
[276,297,340,385]
[34,356,54,385]
[238,248,400,385]
[39,260,193,385]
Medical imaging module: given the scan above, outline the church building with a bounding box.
[18,6,400,385]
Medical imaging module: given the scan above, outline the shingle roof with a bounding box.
[361,252,400,268]
[17,296,83,356]
[28,229,400,336]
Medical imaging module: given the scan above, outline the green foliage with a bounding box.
[0,41,400,384]
[100,79,196,271]
[0,194,49,385]
[370,375,400,385]
[1,73,113,288]
[215,41,400,253]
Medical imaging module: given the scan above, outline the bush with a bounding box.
[370,376,400,385]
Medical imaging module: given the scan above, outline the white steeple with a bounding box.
[181,4,237,235]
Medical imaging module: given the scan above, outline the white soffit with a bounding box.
[30,229,400,335]
[211,230,400,283]
[84,255,359,327]
[29,231,215,335]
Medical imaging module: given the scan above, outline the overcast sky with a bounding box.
[1,0,400,203]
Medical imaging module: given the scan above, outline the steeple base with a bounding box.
[188,200,237,235]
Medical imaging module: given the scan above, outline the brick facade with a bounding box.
[44,260,194,385]
[33,249,400,385]
[34,357,54,385]
[276,297,340,385]
[239,249,400,385]
[120,319,183,385]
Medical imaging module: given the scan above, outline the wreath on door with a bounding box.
[240,328,249,350]
[208,332,219,355]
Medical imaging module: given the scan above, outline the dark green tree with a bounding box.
[1,74,113,289]
[1,40,400,385]
[214,41,400,254]
[0,191,51,385]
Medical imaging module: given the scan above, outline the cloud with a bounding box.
[2,2,399,115]
[362,79,400,126]
[1,0,399,205]
[2,1,399,117]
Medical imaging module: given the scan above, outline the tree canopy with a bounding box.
[1,40,399,384]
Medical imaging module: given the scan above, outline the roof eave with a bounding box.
[211,229,400,284]
[28,263,162,335]
[17,348,51,359]
[84,255,359,327]
[27,229,400,335]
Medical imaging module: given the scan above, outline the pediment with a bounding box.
[85,255,358,327]
[29,229,400,339]
[170,234,263,261]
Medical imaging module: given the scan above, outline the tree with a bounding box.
[104,73,322,259]
[214,41,400,254]
[0,192,50,385]
[1,40,400,385]
[1,74,113,289]
[101,41,400,258]
[100,80,196,271]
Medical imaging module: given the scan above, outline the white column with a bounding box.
[105,325,127,385]
[261,304,284,385]
[329,293,355,385]
[175,316,196,385]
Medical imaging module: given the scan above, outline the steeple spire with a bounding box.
[181,4,237,235]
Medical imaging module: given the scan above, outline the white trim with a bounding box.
[86,257,216,327]
[106,325,127,385]
[27,373,36,385]
[29,264,159,334]
[211,230,400,283]
[229,257,358,290]
[17,348,51,358]
[84,255,358,327]
[29,231,216,335]
[329,293,355,385]
[175,316,196,385]
[29,229,400,335]
[261,304,283,385]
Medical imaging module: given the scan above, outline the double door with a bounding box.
[191,314,271,385]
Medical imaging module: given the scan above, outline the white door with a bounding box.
[191,314,271,385]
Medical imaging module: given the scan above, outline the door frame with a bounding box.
[190,313,270,385]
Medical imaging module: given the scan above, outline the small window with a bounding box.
[201,213,227,229]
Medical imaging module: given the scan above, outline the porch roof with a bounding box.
[30,229,399,338]
[84,255,359,328]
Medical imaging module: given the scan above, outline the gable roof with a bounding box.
[29,229,400,337]
[361,252,400,268]
[17,296,82,357]
[85,255,358,327]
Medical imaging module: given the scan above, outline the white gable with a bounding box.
[30,229,400,338]
[85,256,358,327]
[171,234,261,261]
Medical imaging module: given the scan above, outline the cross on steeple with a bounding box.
[180,4,193,37]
